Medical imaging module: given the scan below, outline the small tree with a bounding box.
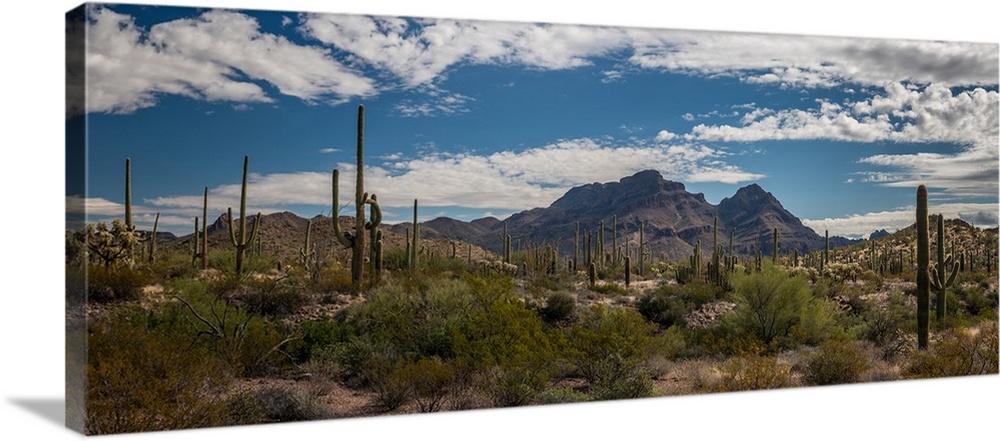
[727,262,815,347]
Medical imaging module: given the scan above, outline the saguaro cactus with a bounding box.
[624,255,631,288]
[916,185,930,350]
[772,227,779,264]
[930,214,958,322]
[332,105,382,286]
[201,186,209,270]
[124,158,133,231]
[411,199,419,269]
[300,219,316,267]
[227,155,261,275]
[147,212,159,264]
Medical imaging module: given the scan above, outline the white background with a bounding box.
[1,1,997,440]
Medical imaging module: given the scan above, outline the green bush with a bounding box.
[535,386,591,404]
[86,307,233,434]
[234,278,310,317]
[906,321,999,378]
[803,341,870,385]
[590,282,628,296]
[566,306,656,399]
[540,291,576,323]
[725,262,833,349]
[484,365,546,407]
[587,354,653,400]
[714,355,791,392]
[87,265,146,303]
[169,282,297,377]
[636,287,686,328]
[243,386,333,422]
[398,357,457,412]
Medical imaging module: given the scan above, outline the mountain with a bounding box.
[389,170,842,261]
[164,170,864,264]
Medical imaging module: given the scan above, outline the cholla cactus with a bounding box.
[86,219,141,269]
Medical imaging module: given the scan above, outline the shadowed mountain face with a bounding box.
[388,170,845,261]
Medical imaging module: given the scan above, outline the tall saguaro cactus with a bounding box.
[411,199,419,269]
[916,185,930,350]
[228,155,261,275]
[201,186,209,270]
[124,158,133,230]
[332,105,382,287]
[930,214,958,322]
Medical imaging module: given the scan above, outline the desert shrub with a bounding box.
[803,341,870,385]
[87,265,146,303]
[294,318,354,363]
[364,356,413,411]
[169,283,297,377]
[483,365,546,407]
[208,248,278,275]
[382,247,410,271]
[725,262,833,350]
[398,357,457,412]
[536,386,591,404]
[714,355,791,392]
[856,292,912,360]
[86,307,233,434]
[245,386,333,423]
[587,354,654,400]
[540,291,576,323]
[234,278,310,317]
[653,326,689,360]
[905,321,999,378]
[953,283,999,319]
[636,288,686,328]
[566,306,656,400]
[590,282,628,296]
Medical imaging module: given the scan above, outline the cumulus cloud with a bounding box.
[626,29,998,88]
[686,83,999,197]
[301,15,629,88]
[803,202,999,238]
[83,6,374,114]
[654,130,677,142]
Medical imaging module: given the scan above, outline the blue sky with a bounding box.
[69,3,999,238]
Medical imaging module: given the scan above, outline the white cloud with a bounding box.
[300,14,629,88]
[803,202,999,239]
[81,9,997,116]
[654,130,677,142]
[319,148,341,153]
[83,6,375,114]
[681,113,695,121]
[626,29,998,88]
[686,83,999,197]
[141,138,763,222]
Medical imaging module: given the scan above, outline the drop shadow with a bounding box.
[9,398,65,427]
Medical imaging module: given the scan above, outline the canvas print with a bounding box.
[65,2,999,435]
